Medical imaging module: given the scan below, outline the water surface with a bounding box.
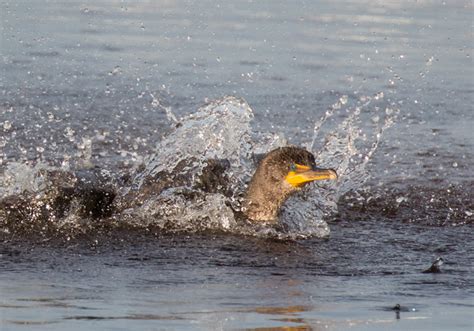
[1,0,473,330]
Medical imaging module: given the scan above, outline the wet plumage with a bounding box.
[0,147,336,228]
[243,146,337,222]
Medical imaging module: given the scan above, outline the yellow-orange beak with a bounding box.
[285,163,338,187]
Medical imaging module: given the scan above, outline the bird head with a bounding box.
[244,146,338,222]
[259,147,337,190]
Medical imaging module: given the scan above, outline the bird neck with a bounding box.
[243,169,292,223]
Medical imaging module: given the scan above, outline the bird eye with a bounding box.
[290,163,297,171]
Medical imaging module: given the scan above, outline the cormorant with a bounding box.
[0,147,337,228]
[243,146,337,222]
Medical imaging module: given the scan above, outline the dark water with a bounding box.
[1,0,473,330]
[2,223,472,330]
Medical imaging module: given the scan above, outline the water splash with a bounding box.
[301,92,399,216]
[137,96,254,185]
[121,190,237,233]
[1,95,398,240]
[119,96,288,236]
[116,94,396,239]
[0,161,54,197]
[250,92,400,238]
[150,93,179,124]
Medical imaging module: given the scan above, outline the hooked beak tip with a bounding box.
[328,169,338,180]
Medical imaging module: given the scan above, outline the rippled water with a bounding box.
[1,0,473,330]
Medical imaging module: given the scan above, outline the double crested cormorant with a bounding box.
[0,147,337,227]
[243,146,337,222]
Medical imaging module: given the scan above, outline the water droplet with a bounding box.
[374,92,384,100]
[339,95,348,105]
[109,65,122,76]
[64,127,75,142]
[426,56,434,66]
[396,196,408,204]
[3,121,12,131]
